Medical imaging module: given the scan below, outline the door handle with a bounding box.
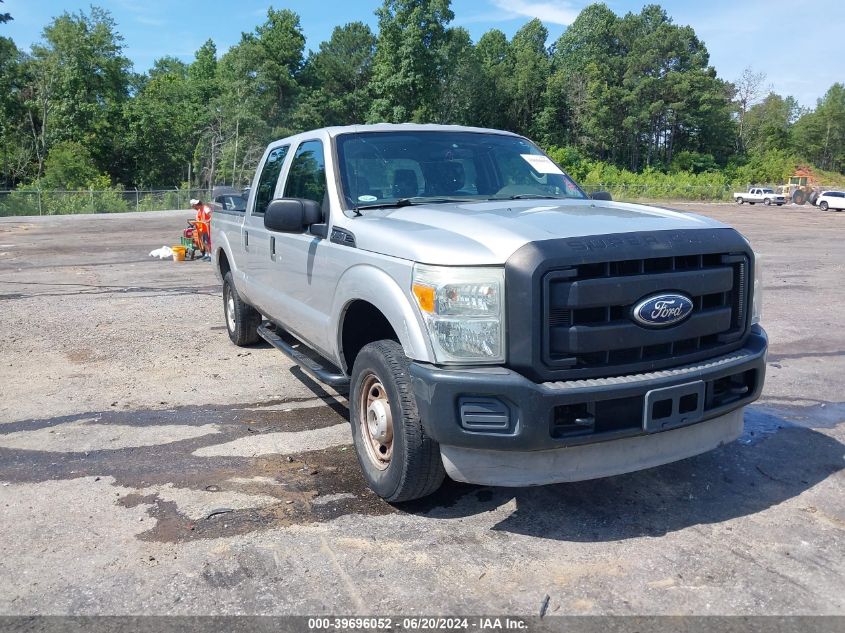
[243,230,249,250]
[270,236,276,261]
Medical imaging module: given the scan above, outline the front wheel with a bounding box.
[763,198,771,206]
[223,271,261,346]
[350,340,445,502]
[820,201,829,211]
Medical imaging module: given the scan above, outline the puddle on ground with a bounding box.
[740,408,793,445]
[742,402,845,446]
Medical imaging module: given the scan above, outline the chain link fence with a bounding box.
[579,183,736,202]
[0,188,217,217]
[581,183,843,203]
[1,184,840,217]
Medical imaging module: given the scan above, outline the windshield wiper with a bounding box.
[355,197,477,211]
[488,194,568,201]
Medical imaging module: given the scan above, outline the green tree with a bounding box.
[124,58,197,187]
[504,19,549,137]
[188,40,223,188]
[216,39,272,187]
[552,3,620,75]
[0,36,31,187]
[368,0,455,122]
[793,84,845,173]
[744,92,800,154]
[552,3,732,170]
[474,29,511,130]
[189,40,217,96]
[732,67,767,153]
[433,27,483,125]
[253,7,306,133]
[25,7,132,181]
[293,22,376,129]
[39,140,101,189]
[552,3,624,159]
[617,5,728,169]
[0,0,11,24]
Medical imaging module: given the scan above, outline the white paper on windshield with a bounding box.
[520,154,564,175]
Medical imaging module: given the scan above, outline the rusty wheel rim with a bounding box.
[358,373,393,470]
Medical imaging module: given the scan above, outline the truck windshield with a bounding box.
[335,131,587,210]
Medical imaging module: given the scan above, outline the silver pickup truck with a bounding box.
[212,124,767,502]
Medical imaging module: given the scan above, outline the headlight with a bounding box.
[751,255,763,325]
[411,264,505,363]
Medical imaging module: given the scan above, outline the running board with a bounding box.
[257,323,350,391]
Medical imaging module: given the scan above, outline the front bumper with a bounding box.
[440,409,744,486]
[409,326,767,455]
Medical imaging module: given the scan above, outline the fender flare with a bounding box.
[213,233,236,282]
[331,264,434,371]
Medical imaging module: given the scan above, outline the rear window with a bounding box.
[253,145,289,215]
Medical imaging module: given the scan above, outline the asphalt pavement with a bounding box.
[0,204,842,615]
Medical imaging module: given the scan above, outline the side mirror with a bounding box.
[264,198,322,233]
[591,191,612,201]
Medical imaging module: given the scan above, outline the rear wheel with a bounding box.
[820,201,829,211]
[350,340,445,502]
[736,197,744,205]
[223,271,261,346]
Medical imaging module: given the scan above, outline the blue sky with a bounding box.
[4,0,843,108]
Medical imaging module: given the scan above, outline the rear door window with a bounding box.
[253,145,289,215]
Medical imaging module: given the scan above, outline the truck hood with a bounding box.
[341,199,729,265]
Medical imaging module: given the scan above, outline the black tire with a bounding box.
[763,198,771,206]
[820,201,829,211]
[223,271,261,346]
[736,197,744,205]
[350,340,446,502]
[793,190,807,205]
[777,203,783,206]
[749,202,755,205]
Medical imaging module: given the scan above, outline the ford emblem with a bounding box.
[632,293,694,327]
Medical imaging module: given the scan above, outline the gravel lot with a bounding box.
[0,204,843,616]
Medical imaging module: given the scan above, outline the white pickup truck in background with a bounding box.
[733,188,786,206]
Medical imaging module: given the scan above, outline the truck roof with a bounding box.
[284,123,526,141]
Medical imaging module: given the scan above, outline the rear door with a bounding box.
[261,138,334,352]
[241,143,290,312]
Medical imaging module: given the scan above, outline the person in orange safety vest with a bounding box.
[190,198,212,257]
